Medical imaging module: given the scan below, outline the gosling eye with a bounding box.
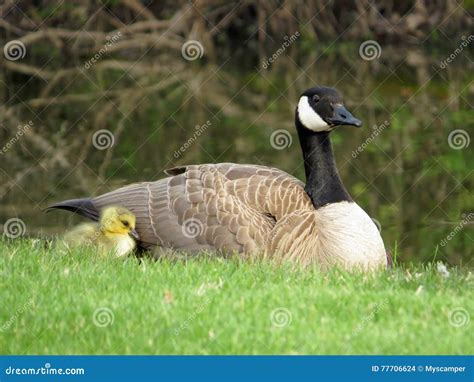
[312,94,320,103]
[121,220,129,227]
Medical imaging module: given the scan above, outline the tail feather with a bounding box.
[45,198,100,221]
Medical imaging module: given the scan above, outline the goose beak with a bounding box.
[326,105,362,128]
[130,229,140,241]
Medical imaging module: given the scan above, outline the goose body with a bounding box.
[63,206,138,258]
[49,86,387,270]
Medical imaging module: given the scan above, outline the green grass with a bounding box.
[0,239,472,355]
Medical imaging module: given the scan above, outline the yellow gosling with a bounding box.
[63,206,138,258]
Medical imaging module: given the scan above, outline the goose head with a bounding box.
[296,86,362,132]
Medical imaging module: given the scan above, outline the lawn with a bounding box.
[0,239,472,355]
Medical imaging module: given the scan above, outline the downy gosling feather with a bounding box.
[63,206,139,258]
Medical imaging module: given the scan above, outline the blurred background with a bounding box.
[0,0,472,264]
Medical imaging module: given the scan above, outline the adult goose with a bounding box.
[47,86,387,270]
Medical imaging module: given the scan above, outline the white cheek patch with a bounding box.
[297,96,331,132]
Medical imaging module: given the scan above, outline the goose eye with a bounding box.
[312,95,320,103]
[121,220,129,227]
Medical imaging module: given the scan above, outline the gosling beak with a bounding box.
[326,105,362,127]
[130,229,140,241]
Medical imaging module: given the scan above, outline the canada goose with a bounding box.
[48,86,387,270]
[62,206,139,258]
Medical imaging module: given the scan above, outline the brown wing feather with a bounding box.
[91,163,310,254]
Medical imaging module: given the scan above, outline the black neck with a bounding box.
[295,117,352,208]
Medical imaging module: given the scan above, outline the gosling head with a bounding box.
[100,206,139,240]
[296,86,362,132]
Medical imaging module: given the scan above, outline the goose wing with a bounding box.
[265,210,323,266]
[91,163,312,253]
